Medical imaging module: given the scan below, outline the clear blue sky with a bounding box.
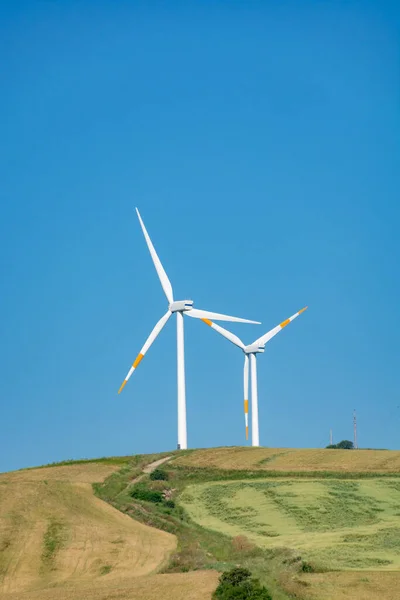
[1,0,399,472]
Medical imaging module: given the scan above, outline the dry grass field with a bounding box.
[0,570,219,600]
[0,463,120,484]
[1,447,399,600]
[0,462,177,598]
[173,446,400,472]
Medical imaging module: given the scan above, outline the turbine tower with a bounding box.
[202,307,308,446]
[118,209,260,450]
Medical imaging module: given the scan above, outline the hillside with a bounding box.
[173,446,400,473]
[0,455,217,599]
[0,447,399,600]
[180,478,400,570]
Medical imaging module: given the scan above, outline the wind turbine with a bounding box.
[118,208,260,450]
[202,307,308,446]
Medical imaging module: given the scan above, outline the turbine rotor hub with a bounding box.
[169,300,194,313]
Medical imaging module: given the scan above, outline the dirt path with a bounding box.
[129,455,173,486]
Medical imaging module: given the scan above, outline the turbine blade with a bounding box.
[186,307,260,324]
[253,306,308,347]
[244,355,249,441]
[200,318,245,350]
[136,208,174,304]
[118,311,172,393]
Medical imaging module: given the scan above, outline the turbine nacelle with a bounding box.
[169,300,194,313]
[244,342,265,354]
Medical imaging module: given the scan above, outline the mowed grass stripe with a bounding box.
[179,478,400,571]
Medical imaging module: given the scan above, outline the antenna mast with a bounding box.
[353,409,358,449]
[329,429,333,446]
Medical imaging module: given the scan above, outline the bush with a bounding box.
[164,499,175,509]
[219,568,252,587]
[326,440,354,450]
[150,468,169,481]
[130,485,163,503]
[213,567,272,599]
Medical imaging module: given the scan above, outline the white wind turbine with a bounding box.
[201,307,308,446]
[118,208,260,450]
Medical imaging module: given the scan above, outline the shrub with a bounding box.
[150,468,169,481]
[164,499,175,509]
[213,567,272,599]
[130,485,163,503]
[326,440,354,450]
[219,567,252,587]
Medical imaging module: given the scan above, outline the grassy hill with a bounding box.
[0,454,217,599]
[173,446,400,473]
[0,447,399,600]
[180,478,400,570]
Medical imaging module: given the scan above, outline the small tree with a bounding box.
[150,468,169,481]
[326,440,354,450]
[213,567,272,600]
[336,440,354,449]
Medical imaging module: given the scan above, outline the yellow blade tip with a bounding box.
[118,380,127,394]
[299,306,308,314]
[246,426,249,441]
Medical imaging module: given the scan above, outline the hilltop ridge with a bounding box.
[0,447,399,600]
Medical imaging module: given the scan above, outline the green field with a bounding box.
[180,478,400,571]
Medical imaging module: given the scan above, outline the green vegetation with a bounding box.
[42,519,66,568]
[300,561,314,573]
[326,440,354,450]
[99,564,112,575]
[150,468,169,481]
[24,456,135,470]
[92,451,173,500]
[91,449,400,599]
[213,567,272,599]
[93,459,301,600]
[169,465,400,481]
[180,478,400,571]
[131,484,164,503]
